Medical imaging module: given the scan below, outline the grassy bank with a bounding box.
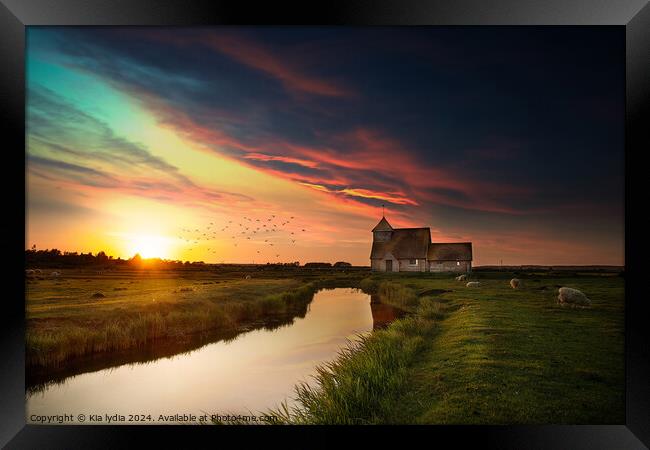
[26,271,335,371]
[265,273,625,424]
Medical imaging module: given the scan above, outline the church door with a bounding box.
[385,260,393,272]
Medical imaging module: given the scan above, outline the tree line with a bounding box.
[25,249,353,269]
[24,249,206,269]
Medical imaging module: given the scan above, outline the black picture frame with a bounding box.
[1,0,648,447]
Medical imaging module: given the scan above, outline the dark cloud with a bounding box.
[27,196,103,218]
[26,27,624,255]
[28,154,120,188]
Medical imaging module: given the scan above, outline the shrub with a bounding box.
[359,277,379,294]
[377,282,418,308]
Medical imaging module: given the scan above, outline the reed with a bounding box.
[26,279,319,369]
[266,315,437,424]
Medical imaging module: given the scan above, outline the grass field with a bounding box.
[268,272,625,424]
[26,268,624,424]
[26,269,333,374]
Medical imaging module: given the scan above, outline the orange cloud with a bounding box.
[301,183,418,206]
[153,108,535,215]
[109,70,536,216]
[243,152,319,169]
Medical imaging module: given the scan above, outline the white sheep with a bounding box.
[466,281,481,287]
[557,287,591,307]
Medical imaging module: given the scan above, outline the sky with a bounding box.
[25,27,625,266]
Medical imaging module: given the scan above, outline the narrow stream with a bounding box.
[26,288,405,424]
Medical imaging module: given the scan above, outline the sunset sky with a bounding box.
[25,27,624,266]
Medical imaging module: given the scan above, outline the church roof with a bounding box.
[428,243,473,261]
[372,216,393,232]
[370,228,431,259]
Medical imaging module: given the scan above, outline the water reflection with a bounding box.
[371,302,407,329]
[26,288,405,424]
[27,306,310,393]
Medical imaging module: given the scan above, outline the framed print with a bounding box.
[1,0,649,448]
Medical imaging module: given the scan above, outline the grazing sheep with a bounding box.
[50,271,61,277]
[244,275,252,280]
[34,269,42,274]
[510,278,521,289]
[466,281,481,288]
[25,269,35,276]
[91,292,106,298]
[557,287,591,307]
[456,274,467,281]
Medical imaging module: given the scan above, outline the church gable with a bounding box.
[372,217,393,232]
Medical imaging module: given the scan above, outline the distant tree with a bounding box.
[96,251,109,263]
[25,248,219,271]
[333,261,352,268]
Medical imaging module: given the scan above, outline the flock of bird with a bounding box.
[178,214,308,262]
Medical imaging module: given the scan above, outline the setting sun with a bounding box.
[126,235,173,259]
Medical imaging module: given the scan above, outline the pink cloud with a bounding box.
[104,66,537,217]
[300,183,418,206]
[204,34,354,98]
[138,30,354,99]
[243,152,319,169]
[154,108,535,215]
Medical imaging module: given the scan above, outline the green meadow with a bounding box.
[26,268,624,424]
[268,272,625,424]
[26,270,320,372]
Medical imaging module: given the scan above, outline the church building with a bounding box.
[370,216,472,273]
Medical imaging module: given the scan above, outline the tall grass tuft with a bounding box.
[417,299,446,321]
[266,316,436,424]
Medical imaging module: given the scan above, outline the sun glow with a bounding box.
[126,234,173,259]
